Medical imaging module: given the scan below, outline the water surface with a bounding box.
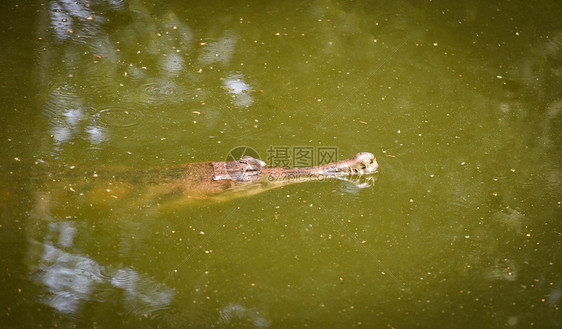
[1,0,561,328]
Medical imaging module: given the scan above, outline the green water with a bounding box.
[1,0,561,328]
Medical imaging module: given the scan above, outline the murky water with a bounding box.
[1,0,561,328]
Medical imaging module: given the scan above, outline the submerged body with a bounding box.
[31,152,378,211]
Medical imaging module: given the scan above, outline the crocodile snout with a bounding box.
[351,152,378,174]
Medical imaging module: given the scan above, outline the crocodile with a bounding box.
[29,152,378,212]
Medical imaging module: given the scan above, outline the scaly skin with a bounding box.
[25,152,378,212]
[203,152,379,202]
[260,152,378,183]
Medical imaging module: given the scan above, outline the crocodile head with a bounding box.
[213,152,378,188]
[212,155,266,182]
[330,152,379,188]
[255,152,378,188]
[198,151,380,204]
[323,152,379,176]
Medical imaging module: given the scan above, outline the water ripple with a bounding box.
[143,81,177,96]
[94,107,143,127]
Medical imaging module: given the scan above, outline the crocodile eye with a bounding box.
[360,163,367,169]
